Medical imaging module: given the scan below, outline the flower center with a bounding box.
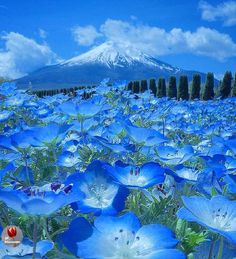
[212,208,231,230]
[81,179,118,208]
[21,182,73,198]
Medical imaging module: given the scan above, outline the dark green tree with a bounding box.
[203,72,215,100]
[133,81,140,94]
[127,81,133,91]
[140,80,148,93]
[232,73,236,97]
[178,75,189,100]
[149,79,157,96]
[157,78,166,98]
[167,76,177,99]
[220,71,232,99]
[191,74,201,100]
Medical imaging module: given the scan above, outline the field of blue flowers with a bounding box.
[0,80,236,258]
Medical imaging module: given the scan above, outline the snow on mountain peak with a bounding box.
[61,42,179,72]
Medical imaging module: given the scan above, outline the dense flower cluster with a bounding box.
[0,80,236,258]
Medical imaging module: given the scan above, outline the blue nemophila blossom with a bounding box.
[195,169,223,196]
[125,124,167,146]
[157,145,194,165]
[61,212,185,259]
[57,98,106,118]
[66,160,129,215]
[171,165,201,183]
[34,106,52,118]
[0,233,53,259]
[4,94,26,107]
[177,195,236,243]
[57,151,81,167]
[104,161,166,189]
[94,136,135,154]
[0,130,38,152]
[0,179,83,215]
[0,110,14,123]
[193,239,236,259]
[0,82,17,96]
[30,123,71,147]
[224,174,236,194]
[0,162,15,181]
[224,137,236,155]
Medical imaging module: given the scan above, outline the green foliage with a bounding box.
[179,226,208,254]
[157,78,166,98]
[168,76,177,99]
[178,75,189,100]
[220,71,232,99]
[203,72,215,100]
[191,74,201,100]
[149,78,157,96]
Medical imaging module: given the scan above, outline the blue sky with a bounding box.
[0,0,235,79]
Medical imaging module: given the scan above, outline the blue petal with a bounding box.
[60,217,93,256]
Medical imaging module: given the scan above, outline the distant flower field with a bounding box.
[0,80,236,258]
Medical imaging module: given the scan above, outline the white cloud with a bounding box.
[72,25,102,46]
[39,28,47,39]
[99,19,236,60]
[0,32,59,79]
[199,1,236,26]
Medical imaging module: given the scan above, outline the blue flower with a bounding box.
[0,130,39,152]
[93,136,135,154]
[57,151,81,167]
[195,169,223,196]
[157,145,194,165]
[125,124,167,146]
[66,160,129,215]
[61,212,185,259]
[0,236,53,258]
[225,138,236,155]
[0,110,14,123]
[58,98,106,118]
[104,161,166,189]
[172,165,200,183]
[30,123,71,147]
[193,239,236,259]
[0,179,83,215]
[177,195,236,244]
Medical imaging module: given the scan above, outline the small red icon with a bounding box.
[7,227,17,238]
[1,225,23,247]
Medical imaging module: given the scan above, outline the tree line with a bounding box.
[1,72,236,100]
[127,71,236,100]
[31,85,95,99]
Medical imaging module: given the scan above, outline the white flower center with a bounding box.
[81,178,118,208]
[211,208,232,230]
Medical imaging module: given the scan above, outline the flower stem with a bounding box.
[32,218,38,259]
[208,240,215,259]
[216,236,223,259]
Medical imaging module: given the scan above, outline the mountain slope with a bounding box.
[15,42,207,90]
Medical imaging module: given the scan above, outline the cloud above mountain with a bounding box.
[199,1,236,26]
[72,25,102,46]
[72,19,236,61]
[0,32,59,79]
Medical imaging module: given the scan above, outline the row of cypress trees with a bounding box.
[30,71,236,100]
[127,71,236,100]
[32,85,95,99]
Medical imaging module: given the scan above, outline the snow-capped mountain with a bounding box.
[15,42,206,90]
[62,42,180,72]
